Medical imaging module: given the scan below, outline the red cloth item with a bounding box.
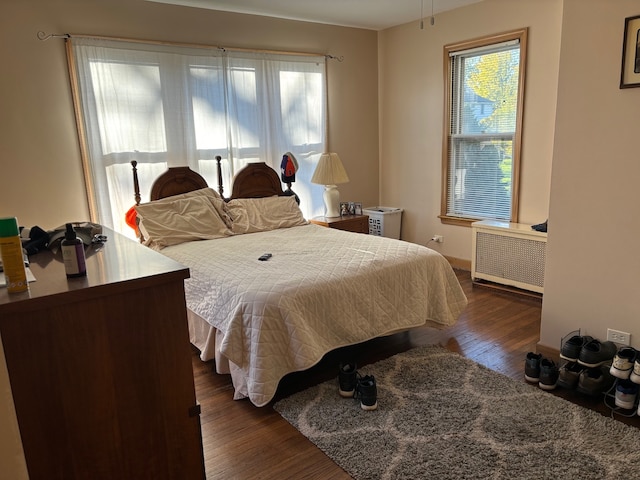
[125,206,139,235]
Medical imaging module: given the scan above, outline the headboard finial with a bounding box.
[131,160,141,205]
[216,156,224,198]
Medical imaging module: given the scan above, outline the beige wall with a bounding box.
[540,0,640,349]
[0,0,379,228]
[378,0,562,258]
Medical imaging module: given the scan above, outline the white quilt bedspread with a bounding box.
[162,224,467,406]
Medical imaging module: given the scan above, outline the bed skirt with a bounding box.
[187,309,250,400]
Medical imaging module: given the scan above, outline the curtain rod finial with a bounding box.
[37,31,70,41]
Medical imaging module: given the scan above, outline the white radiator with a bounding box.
[471,220,547,294]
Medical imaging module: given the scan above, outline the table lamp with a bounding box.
[311,152,350,217]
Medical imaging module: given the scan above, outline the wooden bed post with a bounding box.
[131,160,141,206]
[215,156,224,198]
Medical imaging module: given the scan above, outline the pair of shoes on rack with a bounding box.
[524,352,558,390]
[561,335,617,368]
[557,362,614,396]
[338,362,378,411]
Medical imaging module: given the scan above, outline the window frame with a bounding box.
[440,28,528,227]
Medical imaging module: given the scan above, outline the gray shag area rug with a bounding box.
[274,345,640,480]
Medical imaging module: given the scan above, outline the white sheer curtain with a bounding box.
[69,37,327,236]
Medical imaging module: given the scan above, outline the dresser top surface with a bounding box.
[0,228,188,309]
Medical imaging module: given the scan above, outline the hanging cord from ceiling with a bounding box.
[419,0,435,30]
[430,0,435,26]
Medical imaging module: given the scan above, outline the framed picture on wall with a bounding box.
[620,14,640,88]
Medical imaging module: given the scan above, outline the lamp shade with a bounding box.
[311,153,349,185]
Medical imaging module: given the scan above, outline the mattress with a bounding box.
[163,224,467,406]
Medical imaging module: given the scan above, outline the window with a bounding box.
[441,29,527,225]
[68,38,326,235]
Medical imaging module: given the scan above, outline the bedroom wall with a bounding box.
[377,0,562,259]
[540,0,640,350]
[0,0,379,229]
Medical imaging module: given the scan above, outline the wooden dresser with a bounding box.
[309,214,369,234]
[0,229,205,480]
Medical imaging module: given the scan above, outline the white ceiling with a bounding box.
[146,0,484,31]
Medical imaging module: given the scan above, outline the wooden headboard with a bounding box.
[131,157,294,205]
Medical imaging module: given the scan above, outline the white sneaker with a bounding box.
[630,359,640,384]
[615,379,638,410]
[610,347,637,379]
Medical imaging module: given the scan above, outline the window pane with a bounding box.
[459,50,519,135]
[90,61,167,154]
[190,66,227,150]
[228,64,260,150]
[448,138,512,220]
[280,70,324,145]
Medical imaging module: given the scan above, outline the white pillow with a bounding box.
[135,195,232,247]
[227,196,308,234]
[150,187,231,227]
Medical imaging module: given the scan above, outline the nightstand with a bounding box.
[310,214,370,234]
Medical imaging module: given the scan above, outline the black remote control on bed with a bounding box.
[258,253,272,261]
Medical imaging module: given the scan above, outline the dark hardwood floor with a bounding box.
[192,269,639,479]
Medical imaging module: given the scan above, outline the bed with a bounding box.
[131,160,468,407]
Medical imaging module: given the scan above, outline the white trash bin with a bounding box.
[362,207,403,239]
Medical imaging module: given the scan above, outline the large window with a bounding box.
[68,38,326,235]
[441,29,527,225]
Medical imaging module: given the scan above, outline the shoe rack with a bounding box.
[560,330,638,418]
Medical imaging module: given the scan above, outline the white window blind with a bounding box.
[446,38,522,221]
[68,38,327,234]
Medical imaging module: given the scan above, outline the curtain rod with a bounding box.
[36,31,344,62]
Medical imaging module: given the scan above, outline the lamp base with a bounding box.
[323,185,340,217]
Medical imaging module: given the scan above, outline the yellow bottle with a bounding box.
[0,217,29,293]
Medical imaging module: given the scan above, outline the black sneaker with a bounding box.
[338,362,358,398]
[578,339,618,368]
[524,352,542,382]
[531,220,547,232]
[560,335,593,362]
[538,358,559,391]
[355,375,378,411]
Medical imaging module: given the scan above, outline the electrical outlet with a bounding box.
[607,328,631,345]
[431,235,444,243]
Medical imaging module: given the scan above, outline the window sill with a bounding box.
[438,215,476,227]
